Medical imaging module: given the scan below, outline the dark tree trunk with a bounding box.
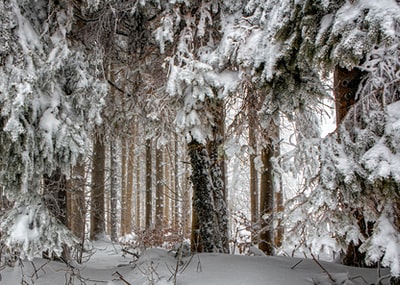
[334,65,369,266]
[259,117,280,256]
[258,144,275,255]
[207,101,229,253]
[145,138,153,229]
[334,66,364,126]
[188,140,217,253]
[90,137,106,240]
[43,167,70,260]
[43,168,68,225]
[249,110,259,230]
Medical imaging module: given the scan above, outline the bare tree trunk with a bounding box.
[173,138,179,231]
[275,179,284,248]
[164,149,171,228]
[69,162,86,238]
[249,116,259,226]
[145,138,153,229]
[90,137,106,240]
[120,140,128,236]
[126,139,134,235]
[259,118,279,255]
[155,146,164,229]
[109,141,118,241]
[136,153,141,229]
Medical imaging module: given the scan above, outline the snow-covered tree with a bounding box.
[276,0,400,278]
[0,0,106,260]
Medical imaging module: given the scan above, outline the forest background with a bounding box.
[0,0,399,282]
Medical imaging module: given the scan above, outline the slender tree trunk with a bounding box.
[136,153,141,229]
[120,140,128,236]
[155,147,164,229]
[173,138,179,231]
[164,150,171,228]
[109,141,118,241]
[275,177,284,248]
[249,117,259,226]
[126,140,134,235]
[145,138,153,229]
[90,137,106,240]
[259,118,279,255]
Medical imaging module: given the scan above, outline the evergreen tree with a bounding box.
[0,0,105,260]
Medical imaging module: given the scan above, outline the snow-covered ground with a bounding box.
[0,239,390,285]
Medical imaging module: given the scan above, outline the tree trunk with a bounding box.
[126,140,134,235]
[188,139,227,253]
[259,118,279,255]
[207,102,229,253]
[334,65,367,266]
[43,167,70,260]
[145,138,153,229]
[120,140,128,236]
[155,146,164,229]
[249,117,259,226]
[68,162,86,241]
[164,149,171,228]
[90,137,106,240]
[334,66,363,127]
[109,141,118,242]
[136,153,141,230]
[173,138,179,231]
[43,168,68,226]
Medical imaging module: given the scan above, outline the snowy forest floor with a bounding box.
[0,238,391,285]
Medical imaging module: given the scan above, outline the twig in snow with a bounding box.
[113,271,132,285]
[310,252,335,283]
[196,255,202,273]
[290,259,304,270]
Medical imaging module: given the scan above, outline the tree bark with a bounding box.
[188,138,228,253]
[90,137,106,240]
[109,141,118,241]
[120,140,128,236]
[249,116,259,226]
[145,138,153,229]
[68,162,86,241]
[155,147,164,229]
[188,140,215,252]
[259,118,279,255]
[136,152,141,230]
[125,139,134,235]
[334,65,367,266]
[334,66,363,127]
[173,138,179,231]
[207,102,229,253]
